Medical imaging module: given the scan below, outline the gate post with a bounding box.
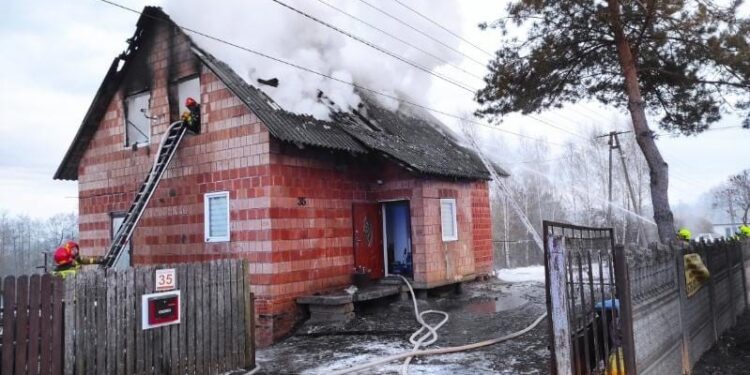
[613,245,637,375]
[547,235,573,375]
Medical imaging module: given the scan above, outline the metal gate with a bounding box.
[543,221,635,375]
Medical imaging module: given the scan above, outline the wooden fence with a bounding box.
[0,260,255,375]
[1,274,65,375]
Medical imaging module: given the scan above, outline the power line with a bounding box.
[390,0,494,57]
[95,0,565,147]
[268,0,477,93]
[526,114,590,140]
[356,0,488,68]
[315,0,485,82]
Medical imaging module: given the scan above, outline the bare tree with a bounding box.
[714,170,750,225]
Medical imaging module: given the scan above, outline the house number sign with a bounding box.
[155,268,176,292]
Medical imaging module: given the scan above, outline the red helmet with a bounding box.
[185,97,198,108]
[53,241,79,266]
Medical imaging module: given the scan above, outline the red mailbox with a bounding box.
[141,291,181,329]
[148,294,179,325]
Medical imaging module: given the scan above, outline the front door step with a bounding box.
[297,284,402,324]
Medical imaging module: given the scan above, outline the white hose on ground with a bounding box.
[242,364,260,375]
[242,364,261,375]
[328,276,548,375]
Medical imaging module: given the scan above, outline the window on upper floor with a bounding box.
[204,191,230,242]
[124,91,151,147]
[177,76,200,112]
[440,198,458,242]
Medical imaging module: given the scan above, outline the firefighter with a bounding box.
[677,227,692,242]
[52,241,101,278]
[181,97,201,133]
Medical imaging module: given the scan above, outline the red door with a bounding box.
[352,203,384,279]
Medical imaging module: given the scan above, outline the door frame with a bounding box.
[379,199,412,277]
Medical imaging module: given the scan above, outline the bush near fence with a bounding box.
[0,259,255,375]
[627,240,748,375]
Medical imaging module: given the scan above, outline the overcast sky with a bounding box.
[1,0,748,218]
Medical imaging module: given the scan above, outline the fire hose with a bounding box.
[328,276,548,375]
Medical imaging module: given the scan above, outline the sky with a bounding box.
[0,0,748,219]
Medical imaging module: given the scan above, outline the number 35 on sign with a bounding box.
[155,268,176,292]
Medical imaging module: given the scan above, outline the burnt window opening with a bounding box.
[124,91,152,147]
[170,75,200,122]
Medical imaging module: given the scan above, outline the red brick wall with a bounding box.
[471,181,493,275]
[75,21,493,347]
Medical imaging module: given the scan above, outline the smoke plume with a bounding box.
[164,0,468,120]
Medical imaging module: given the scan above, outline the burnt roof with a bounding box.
[55,6,498,181]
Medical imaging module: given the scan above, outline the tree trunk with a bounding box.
[606,0,675,243]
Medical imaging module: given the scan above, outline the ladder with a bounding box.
[101,120,188,268]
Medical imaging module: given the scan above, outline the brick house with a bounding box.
[54,7,501,345]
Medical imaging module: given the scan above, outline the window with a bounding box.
[204,192,230,242]
[111,213,131,269]
[177,77,200,112]
[440,198,458,242]
[124,91,151,146]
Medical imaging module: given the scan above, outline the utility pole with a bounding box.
[596,131,632,225]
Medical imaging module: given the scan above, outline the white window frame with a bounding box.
[124,91,152,147]
[440,198,458,242]
[204,191,230,243]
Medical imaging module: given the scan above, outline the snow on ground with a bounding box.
[496,266,545,283]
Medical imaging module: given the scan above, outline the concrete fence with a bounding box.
[627,240,748,375]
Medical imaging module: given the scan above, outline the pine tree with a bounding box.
[476,0,750,242]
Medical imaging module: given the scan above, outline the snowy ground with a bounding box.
[255,273,549,374]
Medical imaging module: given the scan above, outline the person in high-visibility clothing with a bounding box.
[52,241,101,278]
[738,224,750,239]
[181,97,201,133]
[677,227,692,242]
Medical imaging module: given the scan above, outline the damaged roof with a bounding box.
[55,6,500,181]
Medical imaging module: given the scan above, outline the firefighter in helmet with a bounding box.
[52,241,101,278]
[677,227,692,242]
[181,97,201,133]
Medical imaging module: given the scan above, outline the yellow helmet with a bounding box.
[740,225,750,238]
[678,228,692,241]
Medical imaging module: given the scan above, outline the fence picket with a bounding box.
[177,264,187,375]
[14,276,29,375]
[217,259,227,373]
[186,263,197,375]
[63,275,75,375]
[134,268,145,374]
[116,271,126,375]
[50,276,64,375]
[125,269,135,375]
[74,274,84,375]
[195,262,206,375]
[144,266,155,375]
[28,275,41,375]
[202,262,211,375]
[2,276,16,375]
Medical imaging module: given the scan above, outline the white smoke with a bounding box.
[163,0,472,120]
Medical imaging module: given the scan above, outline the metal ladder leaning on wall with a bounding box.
[100,120,187,268]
